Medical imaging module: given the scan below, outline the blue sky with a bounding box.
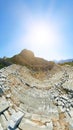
[0,0,73,60]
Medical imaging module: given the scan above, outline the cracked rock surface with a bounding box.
[0,64,73,130]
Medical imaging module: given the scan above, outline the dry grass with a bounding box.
[10,49,55,71]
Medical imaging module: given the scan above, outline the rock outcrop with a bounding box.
[10,49,57,71]
[0,64,73,129]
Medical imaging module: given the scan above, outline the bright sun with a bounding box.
[28,21,58,47]
[31,24,48,45]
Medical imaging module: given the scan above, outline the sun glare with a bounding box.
[23,19,62,60]
[27,21,59,48]
[31,24,48,45]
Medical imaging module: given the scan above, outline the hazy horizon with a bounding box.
[0,0,73,60]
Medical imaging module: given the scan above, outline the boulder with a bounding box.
[8,111,24,129]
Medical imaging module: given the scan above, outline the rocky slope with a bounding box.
[0,64,73,130]
[10,49,58,71]
[0,49,61,80]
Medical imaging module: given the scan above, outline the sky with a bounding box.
[0,0,73,61]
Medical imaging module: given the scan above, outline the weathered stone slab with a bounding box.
[19,120,53,130]
[0,101,9,114]
[8,111,24,129]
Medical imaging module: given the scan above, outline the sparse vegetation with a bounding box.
[59,61,73,66]
[10,49,55,71]
[0,58,12,69]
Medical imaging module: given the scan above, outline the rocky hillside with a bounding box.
[10,49,57,71]
[0,64,73,130]
[0,49,61,80]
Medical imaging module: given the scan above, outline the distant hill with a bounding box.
[58,59,73,64]
[58,59,73,66]
[1,49,73,69]
[0,49,61,74]
[10,49,56,71]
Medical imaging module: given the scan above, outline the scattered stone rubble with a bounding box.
[0,64,73,130]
